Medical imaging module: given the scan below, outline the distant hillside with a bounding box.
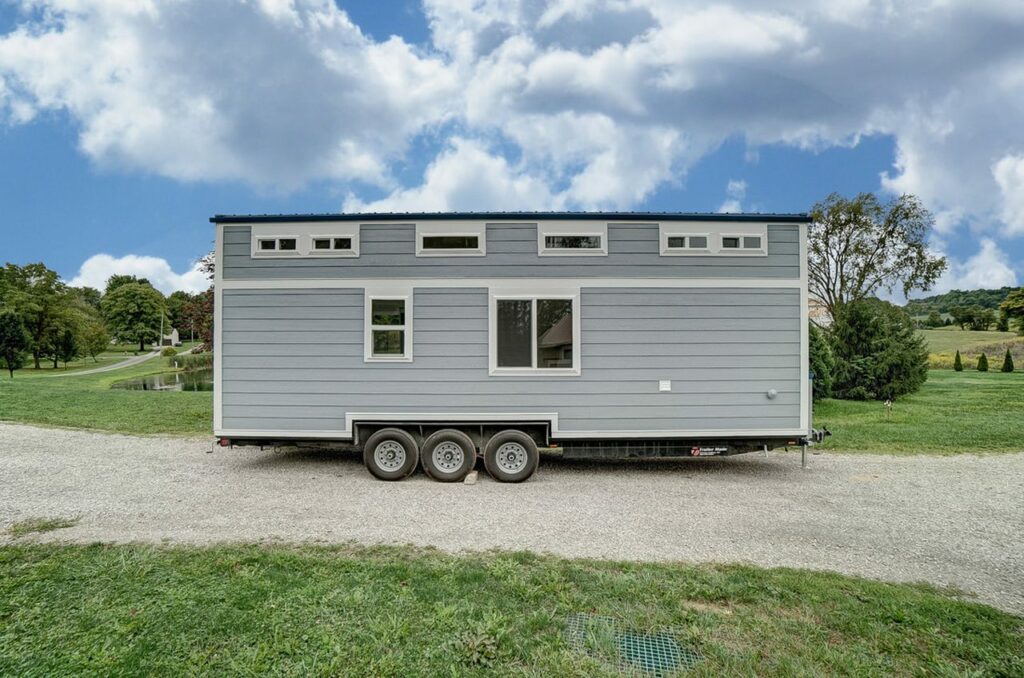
[905,287,1018,315]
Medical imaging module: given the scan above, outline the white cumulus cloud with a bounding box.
[2,0,1024,258]
[343,138,563,213]
[718,179,747,213]
[69,254,209,295]
[932,238,1019,293]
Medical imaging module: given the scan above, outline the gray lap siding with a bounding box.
[222,223,800,280]
[219,287,802,436]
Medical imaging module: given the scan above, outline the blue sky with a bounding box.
[1,1,1022,295]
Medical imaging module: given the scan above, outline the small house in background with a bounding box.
[809,297,832,327]
[159,328,180,347]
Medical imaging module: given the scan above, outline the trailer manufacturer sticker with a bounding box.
[690,446,728,456]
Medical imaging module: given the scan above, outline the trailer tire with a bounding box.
[420,429,477,482]
[363,428,419,481]
[484,430,539,483]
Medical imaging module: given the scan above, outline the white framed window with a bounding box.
[416,222,486,256]
[251,223,360,258]
[255,237,298,254]
[364,291,413,362]
[488,290,581,376]
[720,233,766,254]
[537,222,608,256]
[311,236,355,254]
[663,234,710,253]
[660,222,768,256]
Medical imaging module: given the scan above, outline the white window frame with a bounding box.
[660,222,768,256]
[364,289,413,363]
[662,233,711,254]
[416,221,486,257]
[254,236,300,256]
[488,288,581,377]
[537,222,608,256]
[309,234,357,256]
[250,223,360,258]
[720,232,767,255]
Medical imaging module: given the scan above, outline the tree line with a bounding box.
[0,255,213,377]
[904,287,1016,315]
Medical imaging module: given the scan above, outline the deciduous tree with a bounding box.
[0,263,68,368]
[809,193,946,322]
[0,310,29,378]
[81,319,111,362]
[101,282,166,351]
[999,289,1024,335]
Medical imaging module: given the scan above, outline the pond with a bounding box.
[112,369,214,392]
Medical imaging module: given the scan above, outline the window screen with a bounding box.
[722,237,740,249]
[743,236,762,249]
[278,238,297,251]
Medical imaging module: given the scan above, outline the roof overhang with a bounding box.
[210,211,812,224]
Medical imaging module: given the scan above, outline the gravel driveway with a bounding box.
[1,422,1022,614]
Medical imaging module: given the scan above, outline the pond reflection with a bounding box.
[112,369,213,392]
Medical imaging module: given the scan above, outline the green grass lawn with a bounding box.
[0,544,1019,677]
[0,360,211,435]
[816,370,1024,453]
[918,327,1020,354]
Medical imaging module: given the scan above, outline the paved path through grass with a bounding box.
[2,423,1021,614]
[41,349,161,377]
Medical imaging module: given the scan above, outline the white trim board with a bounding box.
[216,409,808,442]
[799,224,810,434]
[220,277,802,290]
[213,223,224,433]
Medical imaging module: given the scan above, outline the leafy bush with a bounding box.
[977,353,989,372]
[1001,349,1014,373]
[160,346,178,357]
[953,349,963,371]
[809,323,834,400]
[830,298,929,401]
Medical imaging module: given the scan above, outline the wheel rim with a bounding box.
[496,442,528,474]
[432,441,465,473]
[373,440,406,471]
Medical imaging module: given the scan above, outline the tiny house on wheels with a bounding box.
[212,211,822,482]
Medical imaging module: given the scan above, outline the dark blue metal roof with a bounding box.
[210,211,811,224]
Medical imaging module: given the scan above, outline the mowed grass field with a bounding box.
[0,359,211,435]
[0,543,1020,676]
[816,370,1024,453]
[918,327,1019,354]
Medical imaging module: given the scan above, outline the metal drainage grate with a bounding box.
[565,613,701,676]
